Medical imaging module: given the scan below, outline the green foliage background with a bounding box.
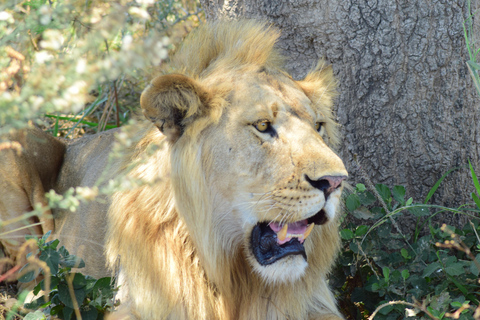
[334,180,480,319]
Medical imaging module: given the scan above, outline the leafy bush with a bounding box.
[1,2,201,318]
[335,169,480,319]
[0,0,202,136]
[5,231,116,320]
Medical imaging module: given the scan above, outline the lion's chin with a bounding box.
[251,255,308,284]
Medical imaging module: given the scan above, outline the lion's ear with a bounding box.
[140,74,211,142]
[296,62,338,109]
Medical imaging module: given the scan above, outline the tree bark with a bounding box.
[201,0,480,225]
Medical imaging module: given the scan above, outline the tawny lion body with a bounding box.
[1,21,347,319]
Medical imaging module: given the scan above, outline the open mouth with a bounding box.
[250,209,328,266]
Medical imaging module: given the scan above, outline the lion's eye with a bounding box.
[254,120,270,133]
[315,122,324,132]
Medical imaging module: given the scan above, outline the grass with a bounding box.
[464,1,480,97]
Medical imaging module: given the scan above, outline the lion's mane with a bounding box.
[105,20,345,320]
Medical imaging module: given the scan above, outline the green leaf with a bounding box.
[51,293,61,305]
[18,264,36,283]
[41,231,52,242]
[60,255,85,269]
[470,254,480,276]
[472,192,480,211]
[24,297,50,310]
[58,283,87,309]
[356,183,366,192]
[23,310,46,320]
[50,305,64,316]
[467,59,480,70]
[62,306,74,320]
[80,305,99,320]
[423,262,442,277]
[401,269,410,280]
[45,239,59,250]
[340,229,354,240]
[53,114,59,137]
[424,167,460,204]
[84,277,98,295]
[44,114,118,130]
[378,303,394,315]
[352,207,375,220]
[392,185,406,205]
[39,248,60,276]
[33,282,42,296]
[40,275,59,291]
[92,277,113,291]
[346,194,361,212]
[427,307,445,318]
[355,225,369,237]
[377,224,392,239]
[71,273,88,289]
[375,184,391,202]
[400,248,410,259]
[349,242,360,254]
[358,191,376,206]
[59,246,70,257]
[406,197,413,206]
[445,263,465,276]
[382,267,390,282]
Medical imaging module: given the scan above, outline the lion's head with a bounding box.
[140,21,347,284]
[107,20,347,318]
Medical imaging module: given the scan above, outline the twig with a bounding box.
[436,224,480,271]
[66,245,86,320]
[355,239,380,280]
[470,220,480,243]
[368,299,438,320]
[0,265,21,282]
[0,221,44,237]
[111,255,121,311]
[66,272,82,320]
[113,80,120,127]
[353,154,426,266]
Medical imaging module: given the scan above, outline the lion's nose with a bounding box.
[305,175,347,196]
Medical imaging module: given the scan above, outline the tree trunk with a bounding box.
[200,0,480,226]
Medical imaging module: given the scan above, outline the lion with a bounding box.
[0,20,348,319]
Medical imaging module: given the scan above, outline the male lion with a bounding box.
[0,20,348,319]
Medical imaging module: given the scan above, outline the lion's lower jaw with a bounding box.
[251,255,308,284]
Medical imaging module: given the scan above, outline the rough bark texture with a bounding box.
[201,0,480,226]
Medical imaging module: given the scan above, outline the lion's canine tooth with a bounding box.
[303,223,314,240]
[277,224,288,241]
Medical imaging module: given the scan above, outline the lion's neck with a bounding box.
[106,126,323,319]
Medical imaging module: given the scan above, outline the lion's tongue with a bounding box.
[269,220,311,245]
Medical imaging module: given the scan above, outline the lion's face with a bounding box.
[141,66,347,285]
[199,70,348,283]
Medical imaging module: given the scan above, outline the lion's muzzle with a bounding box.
[250,208,330,266]
[250,175,346,266]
